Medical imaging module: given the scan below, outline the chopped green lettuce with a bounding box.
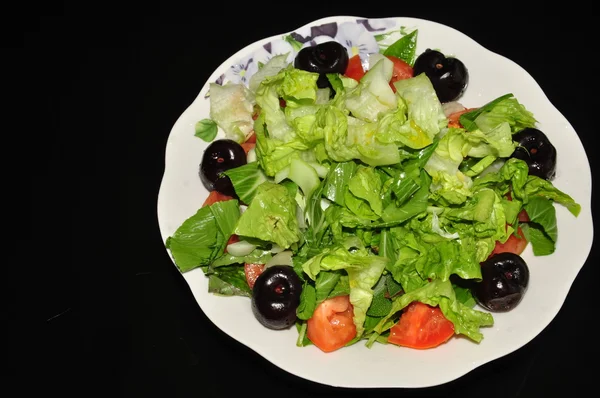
[345,57,397,122]
[168,49,583,352]
[459,93,537,133]
[234,181,300,249]
[209,83,255,143]
[166,199,240,273]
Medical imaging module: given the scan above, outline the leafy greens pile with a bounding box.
[166,33,581,348]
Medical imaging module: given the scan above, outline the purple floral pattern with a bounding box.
[207,18,399,96]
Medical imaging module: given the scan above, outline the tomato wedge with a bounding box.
[241,142,255,155]
[345,54,365,81]
[307,295,357,353]
[244,263,265,289]
[386,55,413,92]
[490,225,528,257]
[226,234,239,246]
[388,301,455,349]
[518,209,530,222]
[202,190,234,207]
[245,131,256,144]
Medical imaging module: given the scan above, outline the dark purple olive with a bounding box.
[294,41,349,88]
[472,252,530,312]
[251,265,302,330]
[413,49,468,103]
[510,128,557,180]
[200,139,246,197]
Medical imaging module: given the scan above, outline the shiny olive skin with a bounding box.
[413,49,469,103]
[510,128,557,180]
[251,265,302,330]
[199,139,246,197]
[294,41,349,88]
[473,252,530,312]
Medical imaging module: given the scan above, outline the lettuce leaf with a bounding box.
[223,162,268,205]
[234,182,300,248]
[459,93,537,133]
[166,200,240,273]
[393,73,448,140]
[345,57,397,122]
[209,83,255,143]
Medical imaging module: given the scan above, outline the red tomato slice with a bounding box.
[307,295,357,353]
[386,55,413,92]
[245,132,256,144]
[518,209,530,222]
[244,263,265,289]
[226,234,239,246]
[490,225,528,257]
[345,54,365,81]
[388,301,455,349]
[202,190,234,207]
[241,142,255,155]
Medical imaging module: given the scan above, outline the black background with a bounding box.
[15,3,599,397]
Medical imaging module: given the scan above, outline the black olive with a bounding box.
[199,139,246,197]
[510,128,557,180]
[251,265,302,330]
[413,49,468,103]
[472,252,530,312]
[294,41,349,88]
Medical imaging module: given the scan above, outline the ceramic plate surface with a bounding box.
[157,16,593,388]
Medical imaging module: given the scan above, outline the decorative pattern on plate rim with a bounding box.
[204,18,401,98]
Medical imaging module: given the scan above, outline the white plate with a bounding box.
[157,16,594,388]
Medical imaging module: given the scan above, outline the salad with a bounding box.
[165,28,581,353]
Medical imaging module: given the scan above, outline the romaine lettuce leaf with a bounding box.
[345,57,397,122]
[254,69,297,142]
[249,53,291,93]
[347,255,387,338]
[254,111,312,176]
[318,105,401,166]
[459,94,537,133]
[424,128,473,205]
[278,67,320,107]
[323,161,358,206]
[348,165,383,216]
[465,122,516,158]
[223,162,268,205]
[375,104,433,149]
[472,158,581,217]
[381,170,430,224]
[209,83,255,143]
[234,181,300,248]
[393,73,448,140]
[522,175,581,217]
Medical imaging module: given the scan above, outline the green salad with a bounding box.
[165,30,581,353]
